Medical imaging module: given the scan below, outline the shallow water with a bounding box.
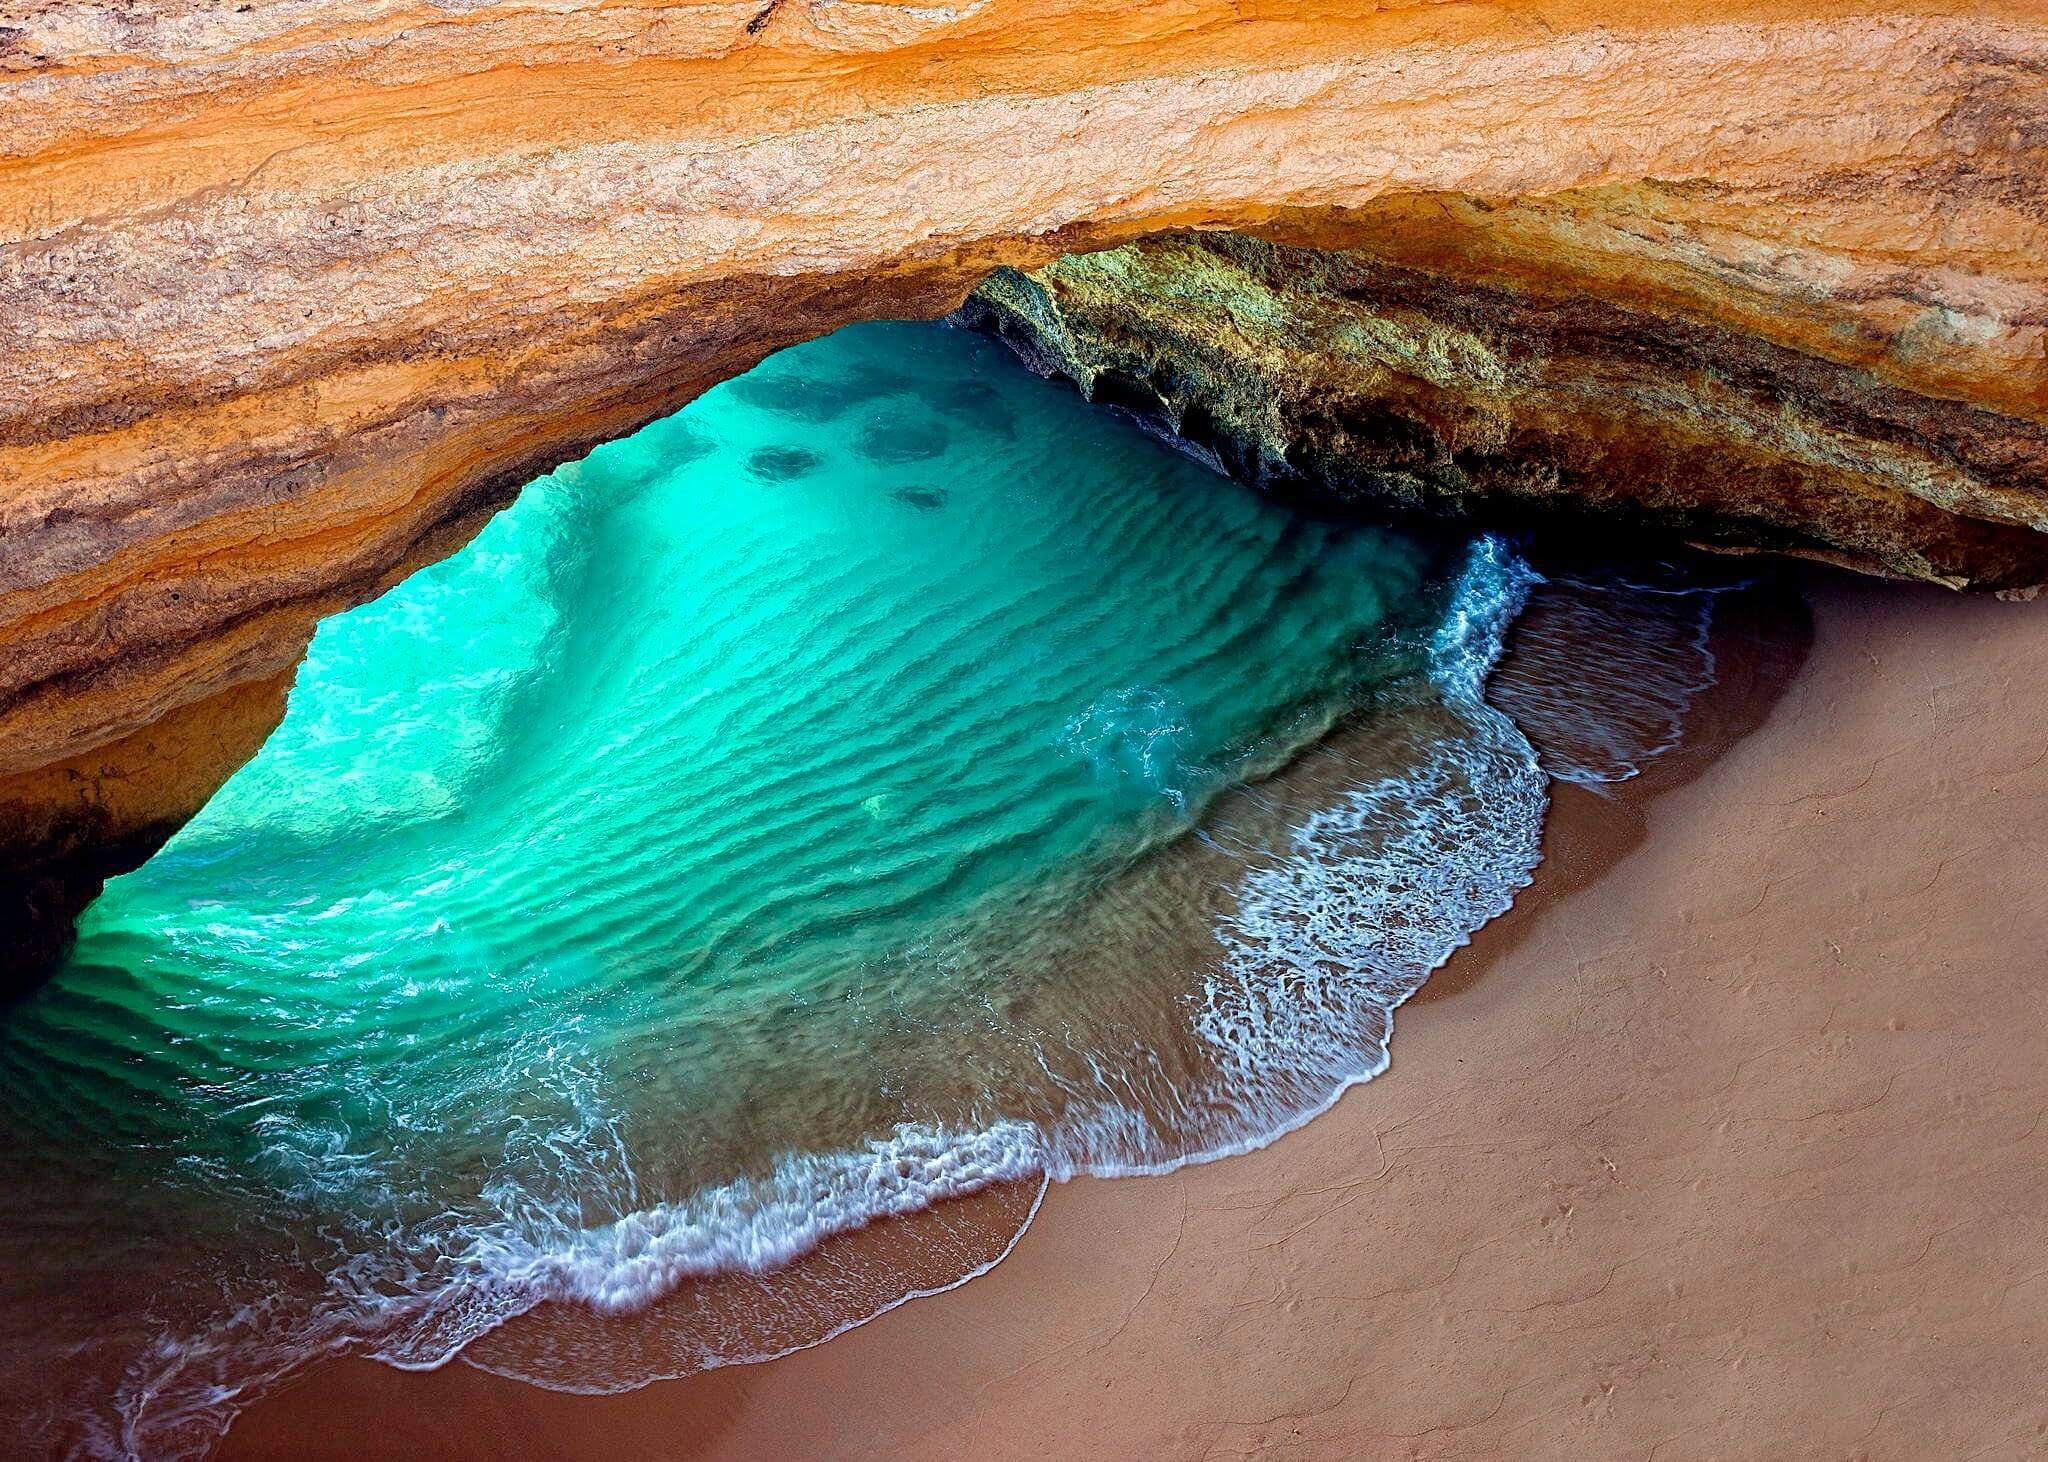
[0,323,1719,1457]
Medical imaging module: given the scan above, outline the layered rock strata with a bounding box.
[3,0,2045,984]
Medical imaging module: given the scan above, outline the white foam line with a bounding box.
[117,539,1556,1458]
[364,542,1552,1394]
[472,1120,1047,1314]
[435,537,1548,1326]
[462,1172,1053,1396]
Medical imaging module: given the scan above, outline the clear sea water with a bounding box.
[0,322,1720,1457]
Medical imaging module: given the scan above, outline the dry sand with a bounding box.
[223,572,2048,1459]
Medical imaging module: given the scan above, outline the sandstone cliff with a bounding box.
[3,0,2045,984]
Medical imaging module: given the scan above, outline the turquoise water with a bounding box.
[0,323,1561,1456]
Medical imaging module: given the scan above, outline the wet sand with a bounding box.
[224,571,2048,1459]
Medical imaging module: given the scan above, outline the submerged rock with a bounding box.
[748,445,828,480]
[856,419,951,465]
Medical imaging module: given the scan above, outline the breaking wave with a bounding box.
[77,535,1546,1457]
[2,324,1728,1459]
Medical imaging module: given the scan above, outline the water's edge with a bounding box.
[0,323,1737,1459]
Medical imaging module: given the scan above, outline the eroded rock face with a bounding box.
[2,0,2045,985]
[958,227,2048,588]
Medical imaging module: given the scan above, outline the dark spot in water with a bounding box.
[927,378,1015,435]
[749,446,825,481]
[728,371,914,423]
[578,420,713,496]
[892,486,950,511]
[728,373,852,422]
[654,421,716,466]
[856,418,950,465]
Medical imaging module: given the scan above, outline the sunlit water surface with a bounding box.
[0,323,1724,1457]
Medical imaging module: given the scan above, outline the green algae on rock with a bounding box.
[958,232,2048,593]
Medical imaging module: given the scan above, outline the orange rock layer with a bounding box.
[2,0,2045,982]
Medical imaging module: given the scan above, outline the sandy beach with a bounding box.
[222,570,2048,1460]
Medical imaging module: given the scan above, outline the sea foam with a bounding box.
[102,536,1562,1459]
[28,324,1729,1461]
[475,1120,1047,1314]
[483,541,1546,1319]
